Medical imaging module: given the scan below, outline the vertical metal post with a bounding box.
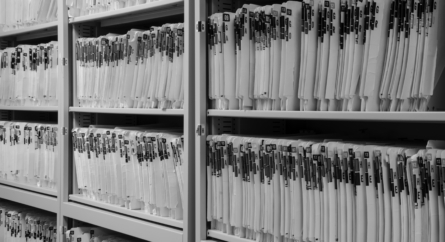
[185,0,196,241]
[195,0,208,240]
[57,0,70,240]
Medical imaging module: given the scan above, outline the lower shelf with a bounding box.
[0,183,58,213]
[69,194,183,228]
[207,230,255,242]
[63,200,183,242]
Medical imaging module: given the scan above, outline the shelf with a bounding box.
[69,0,184,26]
[0,182,58,213]
[62,201,183,242]
[0,180,57,197]
[69,194,183,229]
[0,21,58,40]
[206,230,255,242]
[207,110,445,122]
[0,106,58,112]
[70,107,184,116]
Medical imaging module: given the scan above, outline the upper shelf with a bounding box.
[0,106,58,112]
[70,107,184,116]
[207,110,445,123]
[0,21,58,40]
[0,182,58,213]
[69,0,184,26]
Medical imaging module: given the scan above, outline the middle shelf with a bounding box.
[70,107,184,116]
[0,106,58,112]
[208,110,445,122]
[0,182,58,213]
[69,194,183,229]
[0,179,57,197]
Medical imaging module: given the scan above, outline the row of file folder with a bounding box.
[67,0,161,17]
[65,226,144,242]
[72,125,185,220]
[207,134,445,242]
[0,199,57,242]
[0,0,57,32]
[0,42,59,107]
[75,25,184,109]
[0,121,58,191]
[208,0,445,112]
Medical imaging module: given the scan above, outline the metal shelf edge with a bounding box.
[69,0,184,24]
[0,21,58,38]
[0,180,57,196]
[0,184,58,213]
[207,230,255,242]
[69,107,184,116]
[0,106,58,112]
[207,110,445,122]
[62,202,183,242]
[69,194,183,229]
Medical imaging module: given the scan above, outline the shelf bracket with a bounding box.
[196,124,205,136]
[59,226,67,235]
[196,21,205,32]
[62,127,68,136]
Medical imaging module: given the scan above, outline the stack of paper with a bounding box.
[0,121,58,191]
[206,134,445,242]
[0,199,57,242]
[67,0,161,17]
[75,25,184,109]
[72,125,185,220]
[0,42,59,107]
[65,226,145,242]
[208,0,445,112]
[0,0,58,32]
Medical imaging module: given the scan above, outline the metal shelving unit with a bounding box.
[0,0,195,241]
[0,2,63,238]
[64,0,195,241]
[194,1,445,242]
